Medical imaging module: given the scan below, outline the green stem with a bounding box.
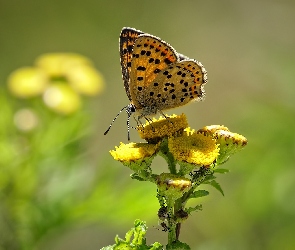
[159,138,177,174]
[174,198,183,240]
[167,220,177,243]
[166,200,177,244]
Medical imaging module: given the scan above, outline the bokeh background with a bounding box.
[1,0,295,249]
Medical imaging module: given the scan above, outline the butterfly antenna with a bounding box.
[104,105,128,136]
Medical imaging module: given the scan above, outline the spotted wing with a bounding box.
[120,27,144,101]
[142,60,207,111]
[129,35,179,108]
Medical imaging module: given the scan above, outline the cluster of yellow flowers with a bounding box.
[110,114,247,172]
[7,53,104,115]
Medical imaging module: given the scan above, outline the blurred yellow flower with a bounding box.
[43,82,81,115]
[7,67,48,98]
[35,53,92,77]
[7,52,105,115]
[36,53,104,96]
[66,64,104,96]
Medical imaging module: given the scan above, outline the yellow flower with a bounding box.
[197,125,247,165]
[43,82,81,115]
[138,114,188,142]
[197,125,229,135]
[214,130,248,164]
[168,132,219,167]
[110,142,160,171]
[110,142,159,162]
[157,173,191,201]
[183,127,196,135]
[7,67,48,98]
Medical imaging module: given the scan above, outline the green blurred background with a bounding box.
[1,0,295,249]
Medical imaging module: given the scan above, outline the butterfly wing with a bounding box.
[141,60,207,112]
[178,53,189,61]
[129,35,179,109]
[120,27,144,101]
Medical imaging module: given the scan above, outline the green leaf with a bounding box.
[202,174,216,183]
[214,168,230,174]
[166,240,191,250]
[185,204,203,214]
[207,180,224,196]
[130,173,145,181]
[101,220,163,250]
[149,242,164,250]
[189,189,209,199]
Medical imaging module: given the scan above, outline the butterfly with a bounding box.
[104,27,207,140]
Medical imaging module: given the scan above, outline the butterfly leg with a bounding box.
[158,110,174,125]
[133,115,144,129]
[144,116,156,132]
[135,115,156,132]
